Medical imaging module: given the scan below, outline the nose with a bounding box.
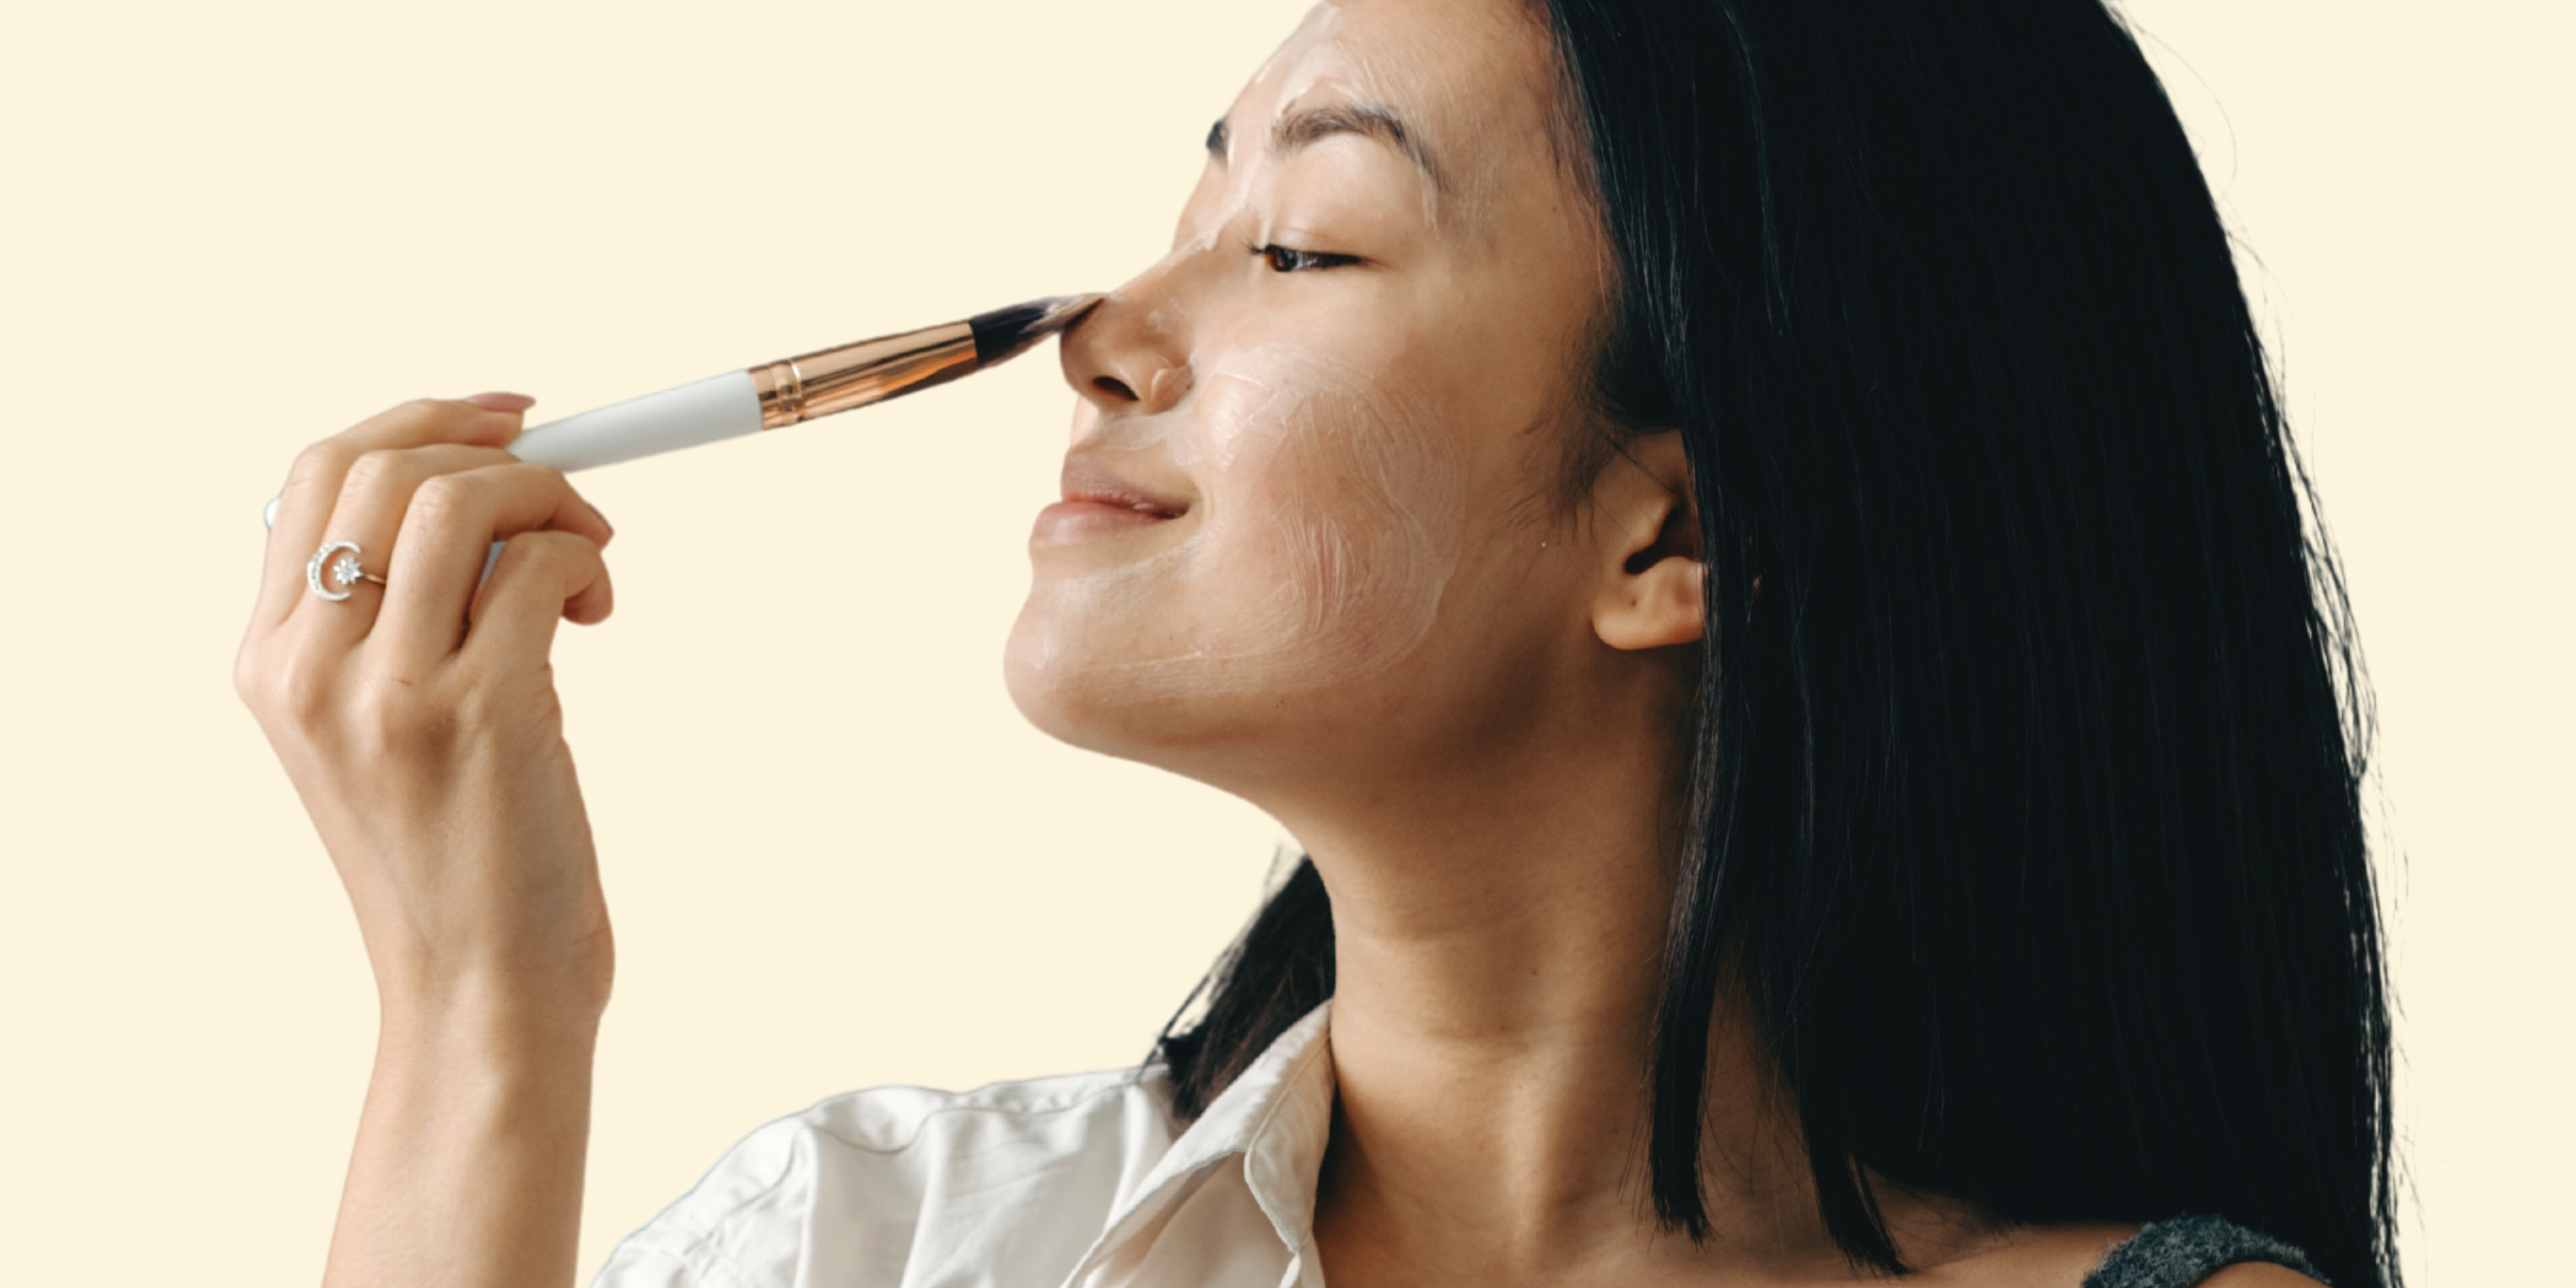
[1058,256,1196,420]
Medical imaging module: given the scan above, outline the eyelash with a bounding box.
[1246,241,1360,273]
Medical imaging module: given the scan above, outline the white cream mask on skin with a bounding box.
[1008,0,1507,706]
[1013,340,1465,701]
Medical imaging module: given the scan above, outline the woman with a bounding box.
[234,0,2395,1285]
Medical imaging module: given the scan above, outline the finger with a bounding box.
[463,391,537,415]
[269,443,524,634]
[456,530,613,669]
[373,463,615,666]
[258,397,534,624]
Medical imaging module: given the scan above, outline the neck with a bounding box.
[1256,680,1850,1283]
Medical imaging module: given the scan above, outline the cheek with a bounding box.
[1009,343,1467,705]
[1209,347,1465,660]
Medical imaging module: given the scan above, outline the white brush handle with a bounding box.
[503,369,762,472]
[260,371,764,587]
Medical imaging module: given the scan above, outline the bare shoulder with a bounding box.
[2195,1266,2329,1288]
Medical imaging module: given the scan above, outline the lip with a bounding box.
[1032,453,1192,547]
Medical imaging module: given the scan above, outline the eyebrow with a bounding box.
[1205,101,1447,194]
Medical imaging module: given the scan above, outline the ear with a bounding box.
[1588,431,1704,651]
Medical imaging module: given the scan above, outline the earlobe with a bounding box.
[1594,550,1705,651]
[1586,431,1706,651]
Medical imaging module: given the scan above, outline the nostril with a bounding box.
[1092,375,1139,402]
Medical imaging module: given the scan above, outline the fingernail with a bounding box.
[589,499,614,539]
[463,391,537,414]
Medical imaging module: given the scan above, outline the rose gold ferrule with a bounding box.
[750,321,979,431]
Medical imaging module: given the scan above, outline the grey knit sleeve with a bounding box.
[2081,1216,2327,1288]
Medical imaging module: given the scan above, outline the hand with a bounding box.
[235,394,619,1026]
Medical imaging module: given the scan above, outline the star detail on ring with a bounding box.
[307,538,370,602]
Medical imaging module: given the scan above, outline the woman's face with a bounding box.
[1008,0,1619,791]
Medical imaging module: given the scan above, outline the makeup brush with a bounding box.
[261,292,1103,530]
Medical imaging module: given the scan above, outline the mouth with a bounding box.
[1032,453,1193,546]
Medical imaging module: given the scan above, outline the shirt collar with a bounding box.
[1060,1000,1336,1287]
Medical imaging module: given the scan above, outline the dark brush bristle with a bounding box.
[968,294,1105,366]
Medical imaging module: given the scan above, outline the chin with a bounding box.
[1003,610,1191,763]
[1000,607,1334,784]
[1001,645,1122,756]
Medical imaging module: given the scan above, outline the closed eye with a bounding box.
[1247,241,1361,273]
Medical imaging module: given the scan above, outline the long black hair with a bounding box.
[1150,2,2394,1286]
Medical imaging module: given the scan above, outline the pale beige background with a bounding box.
[0,1,2562,1281]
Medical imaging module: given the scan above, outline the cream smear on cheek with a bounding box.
[1019,341,1465,699]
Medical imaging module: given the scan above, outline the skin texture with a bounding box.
[239,2,2326,1285]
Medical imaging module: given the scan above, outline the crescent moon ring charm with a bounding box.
[306,540,386,602]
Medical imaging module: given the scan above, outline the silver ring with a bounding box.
[307,540,388,602]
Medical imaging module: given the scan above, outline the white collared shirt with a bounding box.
[592,1002,1338,1288]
